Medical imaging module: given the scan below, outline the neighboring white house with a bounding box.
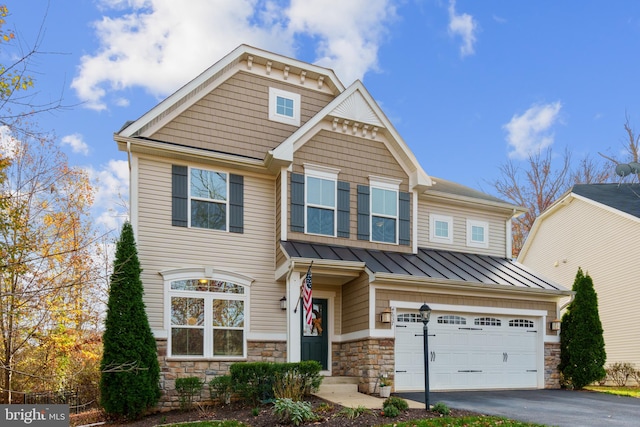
[519,183,640,367]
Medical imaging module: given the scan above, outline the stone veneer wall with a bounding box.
[156,339,287,410]
[544,342,561,389]
[332,338,395,394]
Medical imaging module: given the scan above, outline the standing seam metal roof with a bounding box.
[281,240,565,292]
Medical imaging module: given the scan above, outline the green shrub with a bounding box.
[559,268,606,390]
[383,396,408,411]
[175,377,203,411]
[336,405,373,419]
[272,398,318,426]
[273,370,305,401]
[381,404,400,418]
[230,361,322,405]
[209,375,234,404]
[100,222,161,419]
[431,402,451,415]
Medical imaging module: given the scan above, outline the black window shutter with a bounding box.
[399,191,410,246]
[229,174,244,233]
[172,165,188,227]
[291,173,305,232]
[337,181,350,238]
[357,185,370,240]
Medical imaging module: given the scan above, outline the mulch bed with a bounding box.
[70,395,480,426]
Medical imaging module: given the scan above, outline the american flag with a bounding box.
[303,264,313,326]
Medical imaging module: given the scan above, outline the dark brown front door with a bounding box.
[301,298,328,370]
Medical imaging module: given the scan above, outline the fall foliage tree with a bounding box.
[100,222,160,418]
[0,124,99,403]
[0,4,66,138]
[492,147,612,257]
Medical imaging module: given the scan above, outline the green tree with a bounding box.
[100,222,160,418]
[559,268,606,389]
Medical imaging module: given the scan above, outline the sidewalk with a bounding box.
[313,389,425,409]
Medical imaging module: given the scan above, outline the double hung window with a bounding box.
[305,166,338,236]
[370,179,399,244]
[190,168,227,231]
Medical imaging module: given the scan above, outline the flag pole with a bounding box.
[293,261,313,313]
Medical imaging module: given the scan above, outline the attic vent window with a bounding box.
[269,87,301,126]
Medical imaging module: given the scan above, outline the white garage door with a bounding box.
[395,311,539,391]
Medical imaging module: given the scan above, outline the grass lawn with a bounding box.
[584,385,640,398]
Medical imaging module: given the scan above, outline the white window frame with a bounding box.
[304,164,339,237]
[429,214,453,244]
[188,167,229,231]
[161,267,253,359]
[369,176,401,244]
[269,87,301,126]
[466,219,489,248]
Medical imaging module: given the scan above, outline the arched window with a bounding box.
[161,268,252,358]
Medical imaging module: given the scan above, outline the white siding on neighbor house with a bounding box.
[135,155,282,335]
[520,198,640,366]
[417,198,508,257]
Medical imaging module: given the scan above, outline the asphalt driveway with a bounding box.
[395,389,639,427]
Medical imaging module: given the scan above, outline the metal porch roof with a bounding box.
[281,241,567,292]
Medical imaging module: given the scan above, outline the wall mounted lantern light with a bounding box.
[380,307,392,323]
[280,296,287,311]
[549,319,561,331]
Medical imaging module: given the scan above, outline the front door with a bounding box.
[301,298,328,370]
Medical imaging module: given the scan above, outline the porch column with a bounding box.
[287,271,302,362]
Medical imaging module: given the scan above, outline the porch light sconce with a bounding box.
[380,307,392,324]
[280,296,287,311]
[549,319,561,331]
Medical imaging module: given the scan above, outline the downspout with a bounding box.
[127,140,132,171]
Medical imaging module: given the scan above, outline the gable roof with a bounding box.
[571,183,640,218]
[426,177,525,213]
[269,80,433,191]
[117,44,344,139]
[519,182,640,261]
[282,240,569,295]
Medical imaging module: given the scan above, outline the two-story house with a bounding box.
[114,45,570,408]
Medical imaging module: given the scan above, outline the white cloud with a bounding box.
[448,0,478,57]
[0,125,20,159]
[61,133,90,155]
[86,159,129,232]
[503,101,563,160]
[72,0,395,110]
[286,0,396,85]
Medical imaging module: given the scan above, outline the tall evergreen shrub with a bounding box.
[559,268,606,389]
[100,222,160,418]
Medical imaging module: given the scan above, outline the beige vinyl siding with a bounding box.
[376,289,557,319]
[135,155,282,334]
[342,273,370,333]
[289,129,412,251]
[417,198,507,257]
[520,198,640,365]
[150,72,334,160]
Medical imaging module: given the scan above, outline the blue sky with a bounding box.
[4,0,640,233]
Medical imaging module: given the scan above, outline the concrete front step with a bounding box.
[317,376,359,394]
